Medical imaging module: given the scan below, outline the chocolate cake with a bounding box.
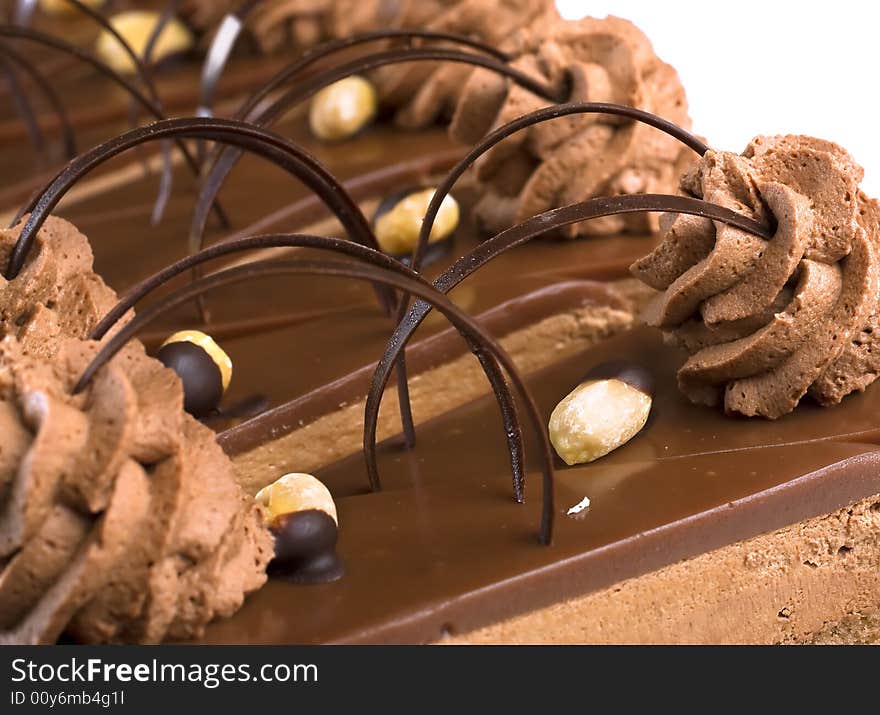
[1,2,878,645]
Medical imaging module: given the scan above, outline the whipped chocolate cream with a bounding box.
[183,0,333,53]
[0,217,272,644]
[341,0,556,129]
[449,15,693,238]
[632,135,880,419]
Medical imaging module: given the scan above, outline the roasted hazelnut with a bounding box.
[157,330,232,417]
[95,11,193,75]
[373,187,460,257]
[255,472,337,528]
[257,473,342,584]
[308,76,378,142]
[549,361,654,466]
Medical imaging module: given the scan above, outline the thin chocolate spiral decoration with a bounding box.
[1,50,46,155]
[390,102,711,446]
[75,251,551,543]
[84,233,524,505]
[0,42,76,158]
[2,119,381,306]
[190,43,564,257]
[0,25,228,229]
[363,193,774,538]
[32,0,179,223]
[198,0,261,119]
[232,29,510,123]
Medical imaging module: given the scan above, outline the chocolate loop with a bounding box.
[75,251,553,544]
[191,45,563,259]
[85,232,523,506]
[233,29,511,124]
[0,25,227,230]
[0,43,76,158]
[364,193,775,544]
[391,103,711,457]
[197,0,261,119]
[3,119,384,312]
[412,102,711,273]
[1,50,46,156]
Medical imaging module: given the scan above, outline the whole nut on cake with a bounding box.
[255,473,338,527]
[308,76,378,142]
[373,188,460,256]
[95,11,194,74]
[257,474,342,584]
[549,362,654,465]
[157,330,232,417]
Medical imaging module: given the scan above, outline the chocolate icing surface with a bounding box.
[632,136,880,418]
[0,217,272,644]
[203,327,880,643]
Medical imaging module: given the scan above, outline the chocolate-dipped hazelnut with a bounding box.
[270,510,343,584]
[308,75,378,142]
[255,472,337,527]
[373,187,459,262]
[256,474,342,583]
[157,330,231,417]
[549,361,654,466]
[95,11,193,74]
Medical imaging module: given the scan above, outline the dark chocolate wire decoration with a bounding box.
[0,42,76,158]
[12,0,37,26]
[65,0,180,225]
[197,0,261,119]
[190,44,565,258]
[1,51,45,154]
[140,0,181,225]
[0,25,228,229]
[2,119,381,294]
[85,232,524,504]
[232,29,510,123]
[390,102,713,445]
[413,103,710,273]
[363,193,776,536]
[75,254,551,543]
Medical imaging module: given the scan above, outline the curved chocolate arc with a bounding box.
[74,256,553,543]
[1,51,45,155]
[64,0,164,104]
[140,1,183,225]
[413,103,710,273]
[62,0,177,225]
[0,26,226,229]
[392,102,712,446]
[0,42,76,158]
[233,29,511,123]
[12,0,37,25]
[4,119,383,310]
[198,0,261,119]
[363,194,774,535]
[191,45,564,258]
[85,233,524,504]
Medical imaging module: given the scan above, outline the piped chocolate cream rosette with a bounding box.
[449,15,693,238]
[0,216,272,644]
[631,135,880,419]
[335,0,557,129]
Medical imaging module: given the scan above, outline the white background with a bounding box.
[556,0,880,194]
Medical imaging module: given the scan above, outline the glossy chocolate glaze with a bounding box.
[6,117,654,410]
[202,327,880,643]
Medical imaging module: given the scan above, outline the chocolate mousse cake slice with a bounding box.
[198,134,880,645]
